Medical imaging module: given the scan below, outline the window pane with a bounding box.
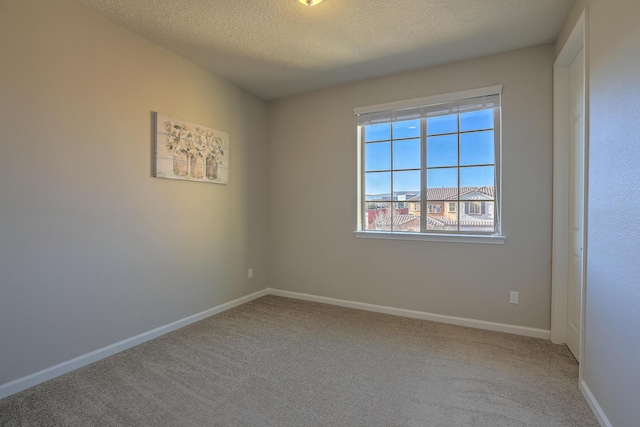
[460,131,494,166]
[366,202,391,231]
[393,138,420,170]
[392,202,420,233]
[427,134,458,167]
[427,114,457,135]
[460,109,493,131]
[365,172,391,200]
[365,123,391,142]
[426,168,458,200]
[460,166,494,188]
[365,142,390,171]
[393,119,420,139]
[460,201,495,233]
[393,170,420,199]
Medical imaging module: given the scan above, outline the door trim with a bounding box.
[551,9,588,376]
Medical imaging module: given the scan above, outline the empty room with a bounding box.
[0,0,638,425]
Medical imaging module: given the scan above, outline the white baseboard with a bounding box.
[267,288,551,340]
[581,380,612,427]
[1,286,552,401]
[0,289,268,400]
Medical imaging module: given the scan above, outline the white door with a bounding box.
[567,47,585,362]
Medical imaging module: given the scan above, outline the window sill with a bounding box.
[353,231,506,245]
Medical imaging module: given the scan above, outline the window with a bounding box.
[469,202,482,215]
[356,86,502,239]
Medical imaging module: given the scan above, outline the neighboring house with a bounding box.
[367,186,496,232]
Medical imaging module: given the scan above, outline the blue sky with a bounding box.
[364,111,495,197]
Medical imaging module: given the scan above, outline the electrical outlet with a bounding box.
[510,291,519,304]
[248,268,253,279]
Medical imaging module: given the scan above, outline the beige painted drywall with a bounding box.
[0,0,269,384]
[268,45,554,330]
[567,0,640,424]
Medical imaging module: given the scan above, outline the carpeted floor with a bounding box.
[0,295,599,426]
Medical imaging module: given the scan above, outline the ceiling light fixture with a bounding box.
[299,0,323,5]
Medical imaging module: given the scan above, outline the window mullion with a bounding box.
[390,124,394,232]
[360,127,366,231]
[421,119,425,232]
[493,106,501,234]
[457,115,461,232]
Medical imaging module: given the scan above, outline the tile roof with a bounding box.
[373,214,420,227]
[407,186,495,201]
[425,215,494,230]
[372,212,493,231]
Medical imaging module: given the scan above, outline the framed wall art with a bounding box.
[154,113,229,184]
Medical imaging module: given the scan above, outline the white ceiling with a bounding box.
[74,0,573,100]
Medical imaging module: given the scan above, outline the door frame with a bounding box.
[551,9,588,377]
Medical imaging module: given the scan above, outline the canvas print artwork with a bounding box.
[154,113,229,184]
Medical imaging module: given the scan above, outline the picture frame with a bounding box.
[154,112,229,184]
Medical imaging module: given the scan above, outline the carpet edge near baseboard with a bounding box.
[0,289,269,400]
[268,288,551,340]
[1,287,551,401]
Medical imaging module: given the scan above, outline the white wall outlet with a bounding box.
[248,268,253,279]
[510,291,519,304]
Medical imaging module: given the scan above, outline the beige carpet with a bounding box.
[0,295,599,426]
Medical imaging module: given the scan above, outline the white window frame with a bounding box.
[354,86,505,245]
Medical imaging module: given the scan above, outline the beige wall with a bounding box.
[556,0,640,424]
[0,0,269,384]
[268,45,555,330]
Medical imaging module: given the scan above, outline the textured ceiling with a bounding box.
[73,0,573,100]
